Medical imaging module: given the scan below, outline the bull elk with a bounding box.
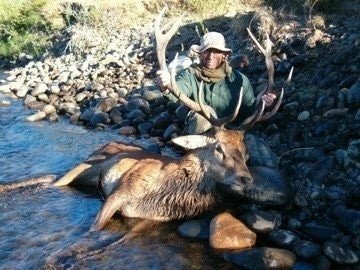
[45,9,291,265]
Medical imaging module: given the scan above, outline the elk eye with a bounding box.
[215,144,223,155]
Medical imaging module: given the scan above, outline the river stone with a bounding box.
[50,83,60,94]
[118,126,137,136]
[347,79,360,106]
[348,139,360,161]
[323,108,348,118]
[142,89,163,102]
[223,247,296,269]
[241,210,280,233]
[109,108,123,124]
[293,240,321,259]
[0,100,11,107]
[43,104,56,115]
[301,221,342,242]
[245,133,279,168]
[37,93,50,103]
[16,85,29,97]
[26,111,46,122]
[323,241,359,264]
[297,111,310,121]
[152,112,172,129]
[127,109,146,121]
[225,166,292,206]
[31,82,48,96]
[209,212,256,250]
[177,219,210,239]
[99,97,117,113]
[269,229,299,248]
[0,83,11,93]
[89,112,109,127]
[137,122,152,135]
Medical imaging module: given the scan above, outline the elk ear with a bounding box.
[171,135,216,150]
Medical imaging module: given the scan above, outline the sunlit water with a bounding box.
[0,95,232,269]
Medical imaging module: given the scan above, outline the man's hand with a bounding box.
[156,70,171,94]
[261,92,277,107]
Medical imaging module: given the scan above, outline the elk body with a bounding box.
[54,130,252,231]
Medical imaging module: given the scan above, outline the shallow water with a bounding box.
[0,96,231,269]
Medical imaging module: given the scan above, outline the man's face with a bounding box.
[200,48,227,69]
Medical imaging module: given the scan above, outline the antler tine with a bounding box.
[154,8,182,72]
[198,84,244,127]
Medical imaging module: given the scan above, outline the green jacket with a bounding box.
[166,66,256,128]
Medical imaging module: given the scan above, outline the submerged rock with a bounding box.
[224,247,296,269]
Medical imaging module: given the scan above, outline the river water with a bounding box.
[0,95,231,269]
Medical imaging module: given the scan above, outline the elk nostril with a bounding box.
[240,176,253,184]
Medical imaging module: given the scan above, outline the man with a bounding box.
[157,32,276,134]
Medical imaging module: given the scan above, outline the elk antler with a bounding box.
[155,8,203,113]
[155,9,245,128]
[240,27,293,130]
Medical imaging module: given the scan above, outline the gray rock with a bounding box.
[31,82,48,96]
[323,241,359,264]
[224,247,296,269]
[26,111,46,122]
[269,229,299,248]
[241,210,280,233]
[177,219,210,239]
[293,240,321,259]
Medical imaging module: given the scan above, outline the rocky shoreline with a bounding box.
[0,3,359,269]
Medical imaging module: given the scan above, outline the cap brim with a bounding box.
[192,44,232,54]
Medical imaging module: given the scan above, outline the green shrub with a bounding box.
[0,0,52,60]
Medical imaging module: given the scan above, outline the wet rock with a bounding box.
[125,98,151,115]
[224,247,296,269]
[89,112,109,127]
[347,79,360,106]
[137,122,153,135]
[269,229,299,248]
[26,111,46,122]
[347,139,360,161]
[0,100,11,107]
[316,95,335,112]
[127,109,146,121]
[177,219,210,239]
[323,108,348,118]
[241,210,280,233]
[31,82,48,96]
[118,126,137,136]
[297,111,310,121]
[16,85,29,97]
[245,133,279,168]
[292,262,314,270]
[99,97,117,113]
[209,212,256,250]
[323,241,359,264]
[306,156,335,183]
[163,123,178,140]
[293,240,321,259]
[109,107,123,124]
[333,205,360,234]
[43,104,56,115]
[333,44,359,65]
[152,112,172,129]
[175,104,190,123]
[319,72,338,89]
[301,221,342,242]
